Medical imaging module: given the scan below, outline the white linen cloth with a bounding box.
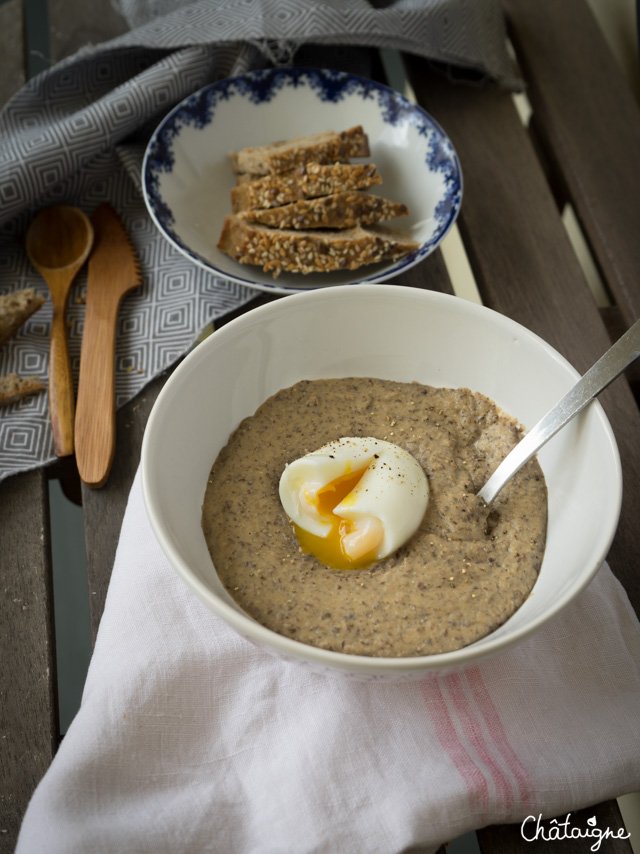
[16,470,640,853]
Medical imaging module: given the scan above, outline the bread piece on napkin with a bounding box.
[239,190,408,230]
[0,372,45,406]
[217,214,419,277]
[231,162,382,212]
[0,288,46,347]
[230,126,370,176]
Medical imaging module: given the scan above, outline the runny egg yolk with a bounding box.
[279,437,429,572]
[293,468,382,570]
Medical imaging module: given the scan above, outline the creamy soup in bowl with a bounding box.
[202,377,547,657]
[141,285,621,680]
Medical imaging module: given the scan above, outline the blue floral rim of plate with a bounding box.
[143,67,462,290]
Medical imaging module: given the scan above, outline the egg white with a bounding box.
[279,437,429,565]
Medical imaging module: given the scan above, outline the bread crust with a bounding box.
[0,372,45,406]
[0,288,46,347]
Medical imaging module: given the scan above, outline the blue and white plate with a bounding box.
[142,67,462,295]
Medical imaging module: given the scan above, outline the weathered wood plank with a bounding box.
[404,56,640,617]
[390,247,454,295]
[0,0,26,107]
[47,0,128,64]
[503,0,640,330]
[0,468,57,850]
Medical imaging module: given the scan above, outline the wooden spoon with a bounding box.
[25,206,94,457]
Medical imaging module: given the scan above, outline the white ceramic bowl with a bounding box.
[142,67,462,295]
[141,285,622,680]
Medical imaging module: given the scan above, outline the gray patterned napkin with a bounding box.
[0,0,517,483]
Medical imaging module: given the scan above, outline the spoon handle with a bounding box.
[478,318,640,506]
[48,297,75,458]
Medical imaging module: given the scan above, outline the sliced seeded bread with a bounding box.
[230,126,370,176]
[217,214,419,277]
[239,190,408,230]
[0,288,46,347]
[0,372,45,406]
[231,162,382,212]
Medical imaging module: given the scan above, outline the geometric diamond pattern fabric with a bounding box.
[0,0,516,481]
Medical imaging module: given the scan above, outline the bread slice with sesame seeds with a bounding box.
[238,190,408,230]
[217,214,419,277]
[0,288,46,348]
[230,126,370,176]
[0,372,45,406]
[231,162,382,212]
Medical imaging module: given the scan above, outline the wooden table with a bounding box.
[1,1,639,851]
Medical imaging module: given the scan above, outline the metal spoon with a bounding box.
[26,206,94,457]
[478,318,640,506]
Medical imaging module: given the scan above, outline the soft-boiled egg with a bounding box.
[279,437,429,570]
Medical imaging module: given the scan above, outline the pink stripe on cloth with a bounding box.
[443,671,516,811]
[421,678,490,813]
[422,667,533,818]
[465,666,533,808]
